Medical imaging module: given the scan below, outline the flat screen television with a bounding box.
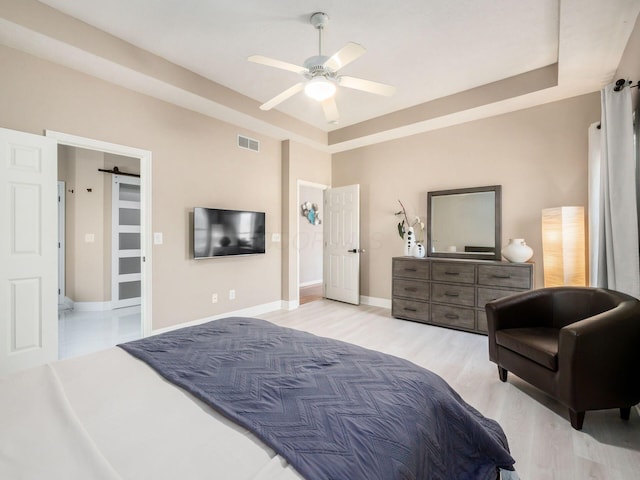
[193,207,266,259]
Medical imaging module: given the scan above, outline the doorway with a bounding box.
[47,131,152,359]
[297,181,328,305]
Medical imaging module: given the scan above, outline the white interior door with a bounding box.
[112,174,141,308]
[0,128,58,375]
[323,184,361,305]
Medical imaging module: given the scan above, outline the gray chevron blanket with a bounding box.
[119,317,515,480]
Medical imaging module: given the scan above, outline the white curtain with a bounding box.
[588,83,640,298]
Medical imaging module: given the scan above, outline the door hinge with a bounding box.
[142,256,146,262]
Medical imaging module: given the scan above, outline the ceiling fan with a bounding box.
[248,12,396,124]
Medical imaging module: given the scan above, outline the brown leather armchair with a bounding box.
[486,287,640,430]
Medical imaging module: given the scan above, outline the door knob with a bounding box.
[347,248,365,253]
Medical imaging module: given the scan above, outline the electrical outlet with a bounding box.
[211,293,218,304]
[229,289,235,300]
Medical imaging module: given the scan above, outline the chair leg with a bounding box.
[498,366,508,382]
[620,407,631,420]
[569,410,585,430]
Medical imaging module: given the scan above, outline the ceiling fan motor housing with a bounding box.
[303,55,336,79]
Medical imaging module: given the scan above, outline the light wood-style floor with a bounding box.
[299,283,323,305]
[261,299,640,480]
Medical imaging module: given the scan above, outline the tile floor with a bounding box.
[58,305,142,359]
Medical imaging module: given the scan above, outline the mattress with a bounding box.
[0,319,520,480]
[0,346,304,480]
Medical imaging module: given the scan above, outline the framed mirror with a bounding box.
[427,185,502,260]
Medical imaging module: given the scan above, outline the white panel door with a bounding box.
[323,184,360,305]
[112,174,141,308]
[0,128,58,375]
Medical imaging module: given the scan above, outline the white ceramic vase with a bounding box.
[501,238,533,263]
[413,243,426,258]
[404,227,415,256]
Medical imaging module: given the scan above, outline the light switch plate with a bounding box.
[272,233,281,242]
[154,232,163,245]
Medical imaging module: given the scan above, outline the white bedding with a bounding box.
[0,347,304,480]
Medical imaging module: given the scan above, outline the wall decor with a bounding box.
[301,201,321,225]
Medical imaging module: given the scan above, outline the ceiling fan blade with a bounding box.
[338,76,396,96]
[322,97,340,123]
[248,55,307,74]
[323,42,366,71]
[259,82,305,111]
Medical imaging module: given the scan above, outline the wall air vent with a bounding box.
[237,135,260,152]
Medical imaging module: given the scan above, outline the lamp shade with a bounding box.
[541,206,586,287]
[304,77,336,101]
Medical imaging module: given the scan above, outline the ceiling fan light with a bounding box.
[304,77,336,101]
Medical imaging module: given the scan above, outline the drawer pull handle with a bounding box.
[405,268,418,272]
[404,287,418,292]
[445,313,459,320]
[445,292,459,297]
[404,307,418,312]
[492,274,511,279]
[445,271,460,276]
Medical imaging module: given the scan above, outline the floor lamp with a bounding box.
[541,206,586,287]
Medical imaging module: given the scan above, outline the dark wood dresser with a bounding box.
[392,257,534,334]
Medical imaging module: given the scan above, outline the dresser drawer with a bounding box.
[431,304,475,330]
[393,279,430,301]
[392,298,429,322]
[477,264,532,289]
[431,262,475,284]
[393,259,430,280]
[476,310,488,332]
[477,287,522,308]
[431,283,475,307]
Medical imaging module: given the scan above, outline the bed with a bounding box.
[0,317,518,480]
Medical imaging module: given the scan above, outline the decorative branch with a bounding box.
[394,199,409,239]
[394,199,424,241]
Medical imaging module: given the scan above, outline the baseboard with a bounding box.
[73,301,113,312]
[282,299,300,310]
[151,300,285,336]
[360,295,391,309]
[299,280,322,288]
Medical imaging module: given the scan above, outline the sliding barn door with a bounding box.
[112,174,141,308]
[323,184,361,305]
[0,128,58,375]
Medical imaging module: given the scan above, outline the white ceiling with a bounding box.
[30,0,637,134]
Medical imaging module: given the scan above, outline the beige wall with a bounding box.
[0,44,284,330]
[332,93,601,299]
[7,7,639,319]
[58,146,107,302]
[281,141,331,302]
